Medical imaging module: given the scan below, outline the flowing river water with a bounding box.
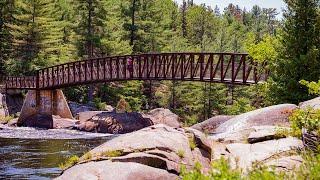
[0,125,113,179]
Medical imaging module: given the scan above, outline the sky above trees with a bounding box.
[176,0,286,18]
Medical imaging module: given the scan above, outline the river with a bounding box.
[0,125,113,179]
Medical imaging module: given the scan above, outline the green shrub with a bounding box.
[289,108,320,137]
[181,158,242,180]
[247,166,286,180]
[82,152,92,160]
[58,155,79,170]
[177,149,185,159]
[101,150,124,157]
[188,137,196,150]
[181,153,320,180]
[93,97,107,110]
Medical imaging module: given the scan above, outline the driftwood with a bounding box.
[302,128,320,152]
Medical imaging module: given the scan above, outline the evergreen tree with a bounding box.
[0,0,15,75]
[6,0,69,73]
[74,0,109,58]
[270,0,320,103]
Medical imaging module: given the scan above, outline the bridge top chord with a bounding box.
[4,52,269,90]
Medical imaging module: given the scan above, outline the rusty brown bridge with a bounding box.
[4,52,268,90]
[1,52,269,128]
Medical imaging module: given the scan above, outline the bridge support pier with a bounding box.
[17,89,73,129]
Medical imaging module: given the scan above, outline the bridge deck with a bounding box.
[4,53,269,90]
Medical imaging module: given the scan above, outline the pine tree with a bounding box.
[271,0,320,103]
[0,0,15,75]
[74,0,108,58]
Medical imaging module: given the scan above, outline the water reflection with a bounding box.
[0,127,111,179]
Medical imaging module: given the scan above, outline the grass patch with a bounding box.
[101,150,124,157]
[189,137,196,150]
[274,127,292,139]
[181,151,320,180]
[177,149,185,159]
[0,115,14,124]
[82,152,92,160]
[58,155,79,170]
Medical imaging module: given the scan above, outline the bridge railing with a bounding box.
[5,76,37,89]
[4,53,269,90]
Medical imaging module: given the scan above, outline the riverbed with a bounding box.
[0,125,113,179]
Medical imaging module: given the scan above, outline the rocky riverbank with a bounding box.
[1,95,319,179]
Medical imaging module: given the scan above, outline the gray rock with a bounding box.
[52,115,78,129]
[7,118,18,127]
[78,111,108,122]
[214,104,297,134]
[226,137,303,169]
[56,161,178,180]
[20,114,53,129]
[75,124,211,174]
[191,115,234,133]
[144,108,181,128]
[209,128,254,143]
[299,97,320,110]
[68,102,96,117]
[76,112,153,134]
[247,126,290,144]
[264,155,303,171]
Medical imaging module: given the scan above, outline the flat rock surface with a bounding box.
[53,116,79,129]
[226,137,303,169]
[191,115,234,133]
[68,102,97,117]
[299,97,320,110]
[88,124,194,166]
[247,126,290,143]
[55,161,178,180]
[264,155,303,171]
[214,104,297,134]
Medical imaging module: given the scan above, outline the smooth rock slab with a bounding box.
[79,124,211,174]
[88,124,194,166]
[226,137,303,169]
[56,161,178,180]
[191,115,234,133]
[264,155,303,171]
[247,126,290,144]
[299,97,320,110]
[214,104,297,134]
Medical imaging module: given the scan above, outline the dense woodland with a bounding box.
[0,0,319,125]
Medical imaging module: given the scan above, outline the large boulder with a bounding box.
[247,126,290,144]
[299,97,320,110]
[68,102,97,117]
[58,124,212,179]
[76,112,153,134]
[225,137,303,170]
[52,115,79,129]
[144,108,181,128]
[191,115,234,133]
[19,114,53,129]
[214,104,297,134]
[55,161,178,180]
[77,111,109,122]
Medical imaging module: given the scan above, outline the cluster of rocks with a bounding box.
[57,124,211,180]
[1,93,320,179]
